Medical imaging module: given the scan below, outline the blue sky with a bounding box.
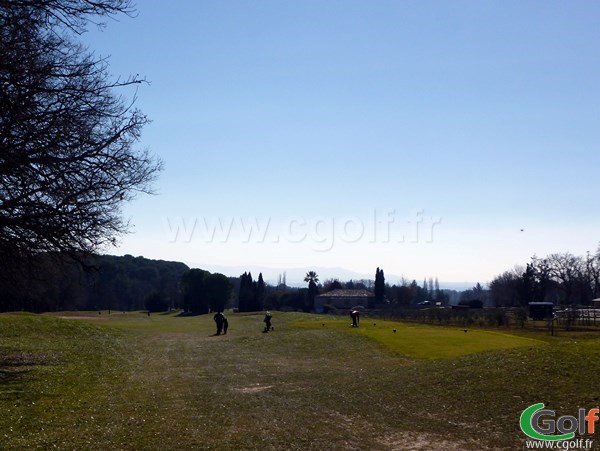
[83,1,600,286]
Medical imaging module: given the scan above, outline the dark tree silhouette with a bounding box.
[304,271,319,285]
[421,278,428,301]
[306,280,318,312]
[204,273,232,313]
[491,250,600,308]
[145,291,168,313]
[238,272,254,312]
[254,272,266,311]
[181,269,232,314]
[181,269,209,314]
[0,1,161,267]
[374,267,385,307]
[303,271,319,312]
[323,279,342,291]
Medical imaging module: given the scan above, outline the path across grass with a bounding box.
[1,311,599,450]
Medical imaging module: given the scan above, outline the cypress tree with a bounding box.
[256,273,266,311]
[374,267,385,307]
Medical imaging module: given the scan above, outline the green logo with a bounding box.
[520,403,576,441]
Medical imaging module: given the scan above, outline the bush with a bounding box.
[459,299,483,309]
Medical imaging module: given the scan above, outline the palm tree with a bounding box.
[304,271,319,312]
[304,271,319,285]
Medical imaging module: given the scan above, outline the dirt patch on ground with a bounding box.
[233,384,274,393]
[0,351,50,366]
[326,411,491,451]
[377,432,490,450]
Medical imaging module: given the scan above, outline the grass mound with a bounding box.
[0,313,128,448]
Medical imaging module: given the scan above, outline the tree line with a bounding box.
[235,271,311,312]
[180,269,233,314]
[0,253,241,314]
[0,254,188,312]
[237,272,266,312]
[489,247,600,307]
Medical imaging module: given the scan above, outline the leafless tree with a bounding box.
[0,1,161,267]
[587,249,600,299]
[546,253,584,305]
[489,269,521,307]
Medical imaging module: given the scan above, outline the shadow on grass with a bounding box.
[175,311,206,317]
[0,351,47,386]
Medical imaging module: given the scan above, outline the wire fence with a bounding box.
[326,305,600,334]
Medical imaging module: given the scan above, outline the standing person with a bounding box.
[214,311,225,335]
[263,311,273,332]
[350,309,360,327]
[223,315,229,335]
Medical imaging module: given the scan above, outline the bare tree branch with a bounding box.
[0,1,161,267]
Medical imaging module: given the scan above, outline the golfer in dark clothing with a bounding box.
[214,311,225,335]
[223,316,229,335]
[350,309,360,327]
[264,311,272,332]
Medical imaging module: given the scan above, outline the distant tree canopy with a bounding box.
[459,283,489,307]
[490,249,600,307]
[205,273,233,313]
[180,269,233,314]
[323,279,343,291]
[0,254,189,312]
[381,277,456,307]
[92,255,188,311]
[181,269,209,314]
[0,0,161,270]
[237,272,265,312]
[145,291,169,313]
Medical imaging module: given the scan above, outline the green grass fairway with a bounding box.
[1,311,600,450]
[292,319,544,359]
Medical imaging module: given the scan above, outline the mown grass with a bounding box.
[1,311,599,450]
[292,318,544,359]
[0,313,130,449]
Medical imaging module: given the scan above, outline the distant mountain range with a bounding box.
[187,262,474,291]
